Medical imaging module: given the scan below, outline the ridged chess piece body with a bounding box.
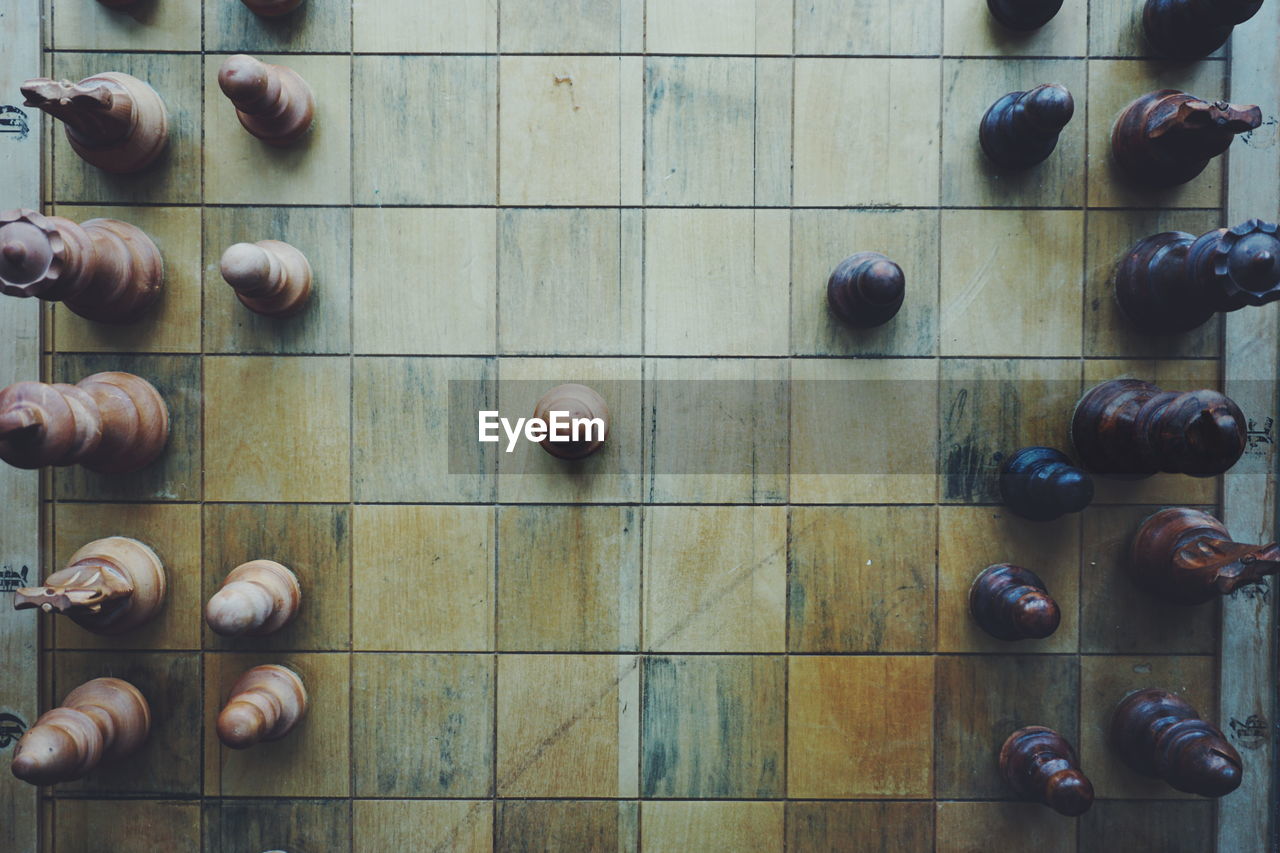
[1143,0,1265,58]
[217,665,307,749]
[218,54,315,147]
[999,446,1094,521]
[220,240,312,317]
[10,677,150,785]
[533,384,609,460]
[987,0,1065,29]
[1129,507,1280,604]
[0,208,164,324]
[13,536,165,634]
[1000,726,1094,816]
[241,0,305,17]
[21,72,168,173]
[1116,219,1280,333]
[0,372,169,473]
[969,563,1061,641]
[1111,90,1260,188]
[1070,378,1246,477]
[827,251,905,328]
[980,84,1074,170]
[206,560,301,637]
[1110,687,1242,797]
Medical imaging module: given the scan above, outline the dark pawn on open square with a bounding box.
[987,0,1064,30]
[1000,446,1093,521]
[980,83,1074,170]
[970,563,1061,641]
[827,252,905,328]
[1000,726,1093,816]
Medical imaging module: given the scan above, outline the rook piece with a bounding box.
[1000,726,1094,816]
[1112,90,1260,188]
[827,252,905,328]
[1130,507,1280,604]
[980,83,1074,170]
[21,72,167,173]
[1111,687,1242,797]
[970,563,1061,641]
[241,0,305,16]
[218,54,315,147]
[206,560,301,637]
[11,677,149,785]
[0,208,163,324]
[0,372,169,473]
[1071,378,1245,477]
[217,664,307,749]
[533,384,609,460]
[1000,446,1094,521]
[987,0,1065,29]
[1116,218,1280,334]
[13,536,165,634]
[1144,0,1264,58]
[220,240,313,317]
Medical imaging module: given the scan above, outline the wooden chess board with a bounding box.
[1,1,1278,850]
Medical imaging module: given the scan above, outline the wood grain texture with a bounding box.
[52,0,201,51]
[944,0,1086,55]
[203,798,350,853]
[646,0,792,54]
[54,800,199,852]
[206,0,350,53]
[355,800,492,853]
[494,800,637,853]
[787,802,934,852]
[500,0,622,52]
[1079,800,1214,853]
[795,0,941,53]
[353,0,496,52]
[935,801,1077,853]
[640,801,783,853]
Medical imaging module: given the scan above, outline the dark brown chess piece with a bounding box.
[220,240,313,317]
[10,677,150,785]
[999,726,1094,816]
[999,446,1094,521]
[241,0,304,16]
[980,84,1074,170]
[987,0,1064,29]
[21,72,168,173]
[0,372,169,473]
[216,664,307,749]
[206,560,301,637]
[218,54,315,147]
[1129,507,1280,605]
[1115,219,1280,334]
[97,0,139,7]
[0,208,164,324]
[827,252,905,328]
[13,536,166,634]
[1070,379,1246,477]
[970,563,1061,641]
[1144,0,1264,58]
[1111,90,1260,188]
[1110,687,1242,797]
[532,384,609,460]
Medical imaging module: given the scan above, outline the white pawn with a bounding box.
[206,560,300,637]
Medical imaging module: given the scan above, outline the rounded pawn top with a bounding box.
[999,726,1093,817]
[206,559,301,637]
[216,664,307,749]
[987,0,1064,31]
[218,55,271,105]
[827,251,906,328]
[1011,591,1060,640]
[970,563,1061,641]
[219,242,272,292]
[533,383,609,460]
[10,713,90,785]
[1000,447,1093,521]
[1023,83,1074,133]
[0,210,63,297]
[1043,768,1094,817]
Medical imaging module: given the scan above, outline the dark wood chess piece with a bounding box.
[999,446,1094,521]
[827,252,905,328]
[1110,687,1242,797]
[1070,379,1246,477]
[980,84,1074,170]
[21,72,168,173]
[206,560,301,637]
[1112,90,1260,188]
[0,372,169,473]
[987,0,1065,30]
[97,0,139,7]
[1000,726,1094,816]
[532,384,609,460]
[216,664,307,749]
[1115,218,1280,334]
[13,536,165,634]
[218,54,315,147]
[0,208,164,324]
[970,563,1061,641]
[220,240,313,317]
[241,0,304,16]
[1144,0,1264,58]
[11,677,150,785]
[1129,507,1280,604]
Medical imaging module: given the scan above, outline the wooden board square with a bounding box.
[500,0,623,52]
[494,801,638,853]
[353,0,497,53]
[935,801,1077,853]
[1078,801,1214,853]
[54,800,200,852]
[794,0,941,54]
[52,0,201,51]
[1087,0,1226,58]
[787,802,934,852]
[944,0,1087,56]
[203,798,351,852]
[355,800,493,853]
[206,0,352,53]
[645,0,790,54]
[640,801,784,853]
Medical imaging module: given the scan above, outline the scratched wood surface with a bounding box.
[3,0,1278,851]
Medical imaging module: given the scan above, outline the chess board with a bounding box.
[1,0,1278,851]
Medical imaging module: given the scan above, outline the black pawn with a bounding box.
[988,0,1065,30]
[1143,0,1264,59]
[827,252,905,328]
[980,84,1074,170]
[969,563,1061,641]
[1000,447,1093,521]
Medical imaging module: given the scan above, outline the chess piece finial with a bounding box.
[13,536,165,634]
[1116,219,1280,334]
[1143,0,1265,58]
[11,677,150,785]
[216,665,307,749]
[1129,507,1280,605]
[1000,726,1094,816]
[0,372,168,473]
[0,208,164,324]
[980,83,1074,170]
[1110,687,1242,797]
[220,241,313,317]
[206,560,301,637]
[969,563,1061,641]
[241,0,305,16]
[217,54,315,147]
[1071,378,1246,477]
[1112,90,1261,188]
[826,252,905,328]
[532,384,609,460]
[987,0,1065,29]
[999,446,1094,521]
[21,73,168,173]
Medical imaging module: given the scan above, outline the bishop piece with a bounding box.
[1110,687,1242,797]
[1144,0,1265,59]
[13,536,165,634]
[1112,90,1260,188]
[218,54,315,147]
[980,83,1074,170]
[987,0,1064,30]
[206,560,301,637]
[11,677,150,785]
[827,252,905,328]
[1129,507,1280,604]
[1000,446,1094,521]
[217,664,307,749]
[533,384,609,460]
[241,0,304,16]
[220,240,312,317]
[22,72,168,173]
[970,563,1061,641]
[1000,726,1093,816]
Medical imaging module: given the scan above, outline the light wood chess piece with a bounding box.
[218,54,315,146]
[533,384,609,460]
[13,536,165,634]
[21,72,168,173]
[217,665,307,749]
[220,241,312,317]
[206,560,301,637]
[11,677,150,785]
